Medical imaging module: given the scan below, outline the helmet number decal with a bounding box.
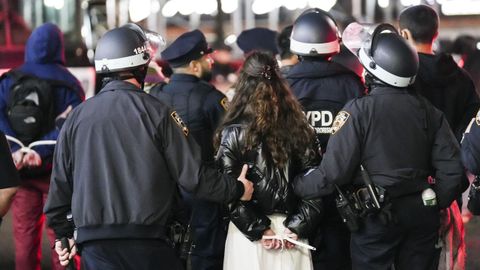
[133,45,148,55]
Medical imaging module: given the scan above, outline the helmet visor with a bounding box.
[342,23,377,56]
[342,23,398,57]
[122,23,166,59]
[145,30,166,57]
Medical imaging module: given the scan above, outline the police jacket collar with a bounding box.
[369,85,411,95]
[286,59,354,79]
[99,80,143,93]
[169,73,200,83]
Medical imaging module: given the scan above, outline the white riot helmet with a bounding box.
[343,23,419,87]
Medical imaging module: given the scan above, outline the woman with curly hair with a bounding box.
[215,51,323,269]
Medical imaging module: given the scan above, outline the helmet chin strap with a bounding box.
[365,73,388,90]
[101,66,148,89]
[132,66,148,89]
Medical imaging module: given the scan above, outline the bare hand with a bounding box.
[11,150,24,170]
[261,229,281,250]
[284,228,298,249]
[54,238,77,266]
[22,150,42,167]
[237,164,253,201]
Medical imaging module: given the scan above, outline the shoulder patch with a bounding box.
[475,109,480,126]
[170,111,189,136]
[220,97,229,111]
[331,111,350,135]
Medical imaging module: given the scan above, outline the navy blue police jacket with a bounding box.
[294,86,465,209]
[286,59,364,152]
[462,109,480,175]
[44,80,244,243]
[149,74,227,162]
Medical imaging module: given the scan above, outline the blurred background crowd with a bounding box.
[1,0,480,97]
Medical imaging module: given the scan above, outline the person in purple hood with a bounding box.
[0,23,83,270]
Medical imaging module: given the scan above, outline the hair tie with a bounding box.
[260,65,273,80]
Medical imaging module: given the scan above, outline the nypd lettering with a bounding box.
[306,110,333,134]
[331,111,350,135]
[170,111,189,136]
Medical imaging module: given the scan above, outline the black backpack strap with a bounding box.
[1,70,34,91]
[45,78,78,93]
[3,69,78,93]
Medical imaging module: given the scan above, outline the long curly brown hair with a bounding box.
[215,51,315,167]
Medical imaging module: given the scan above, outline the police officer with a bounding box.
[150,29,229,270]
[294,23,465,270]
[286,8,364,270]
[462,110,480,214]
[236,27,279,56]
[44,24,253,270]
[462,110,480,175]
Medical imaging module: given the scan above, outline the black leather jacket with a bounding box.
[216,123,323,241]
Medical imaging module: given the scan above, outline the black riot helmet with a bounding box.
[290,8,340,57]
[343,23,418,88]
[94,23,165,75]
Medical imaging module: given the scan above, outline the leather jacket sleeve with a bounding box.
[216,126,271,241]
[284,198,323,238]
[285,138,323,238]
[230,201,271,241]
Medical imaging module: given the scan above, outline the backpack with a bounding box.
[3,70,71,144]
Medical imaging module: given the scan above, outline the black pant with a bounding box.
[185,192,227,270]
[351,194,440,270]
[311,194,352,270]
[81,239,184,270]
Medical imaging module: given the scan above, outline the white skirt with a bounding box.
[223,214,313,270]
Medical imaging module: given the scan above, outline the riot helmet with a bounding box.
[94,23,165,75]
[343,23,418,88]
[290,8,340,57]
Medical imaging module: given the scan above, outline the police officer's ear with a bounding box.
[188,60,199,72]
[432,30,439,42]
[400,29,411,41]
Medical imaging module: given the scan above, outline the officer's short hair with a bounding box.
[399,5,438,44]
[277,25,294,60]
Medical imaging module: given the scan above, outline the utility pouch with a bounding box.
[168,221,193,261]
[335,186,361,232]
